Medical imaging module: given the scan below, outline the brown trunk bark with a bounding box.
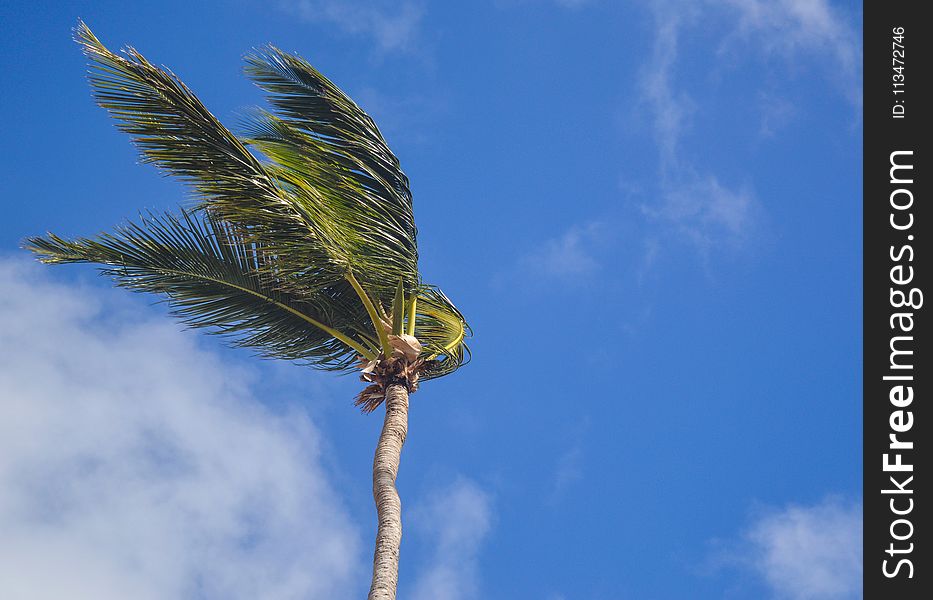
[367,383,409,600]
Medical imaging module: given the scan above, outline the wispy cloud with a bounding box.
[645,174,758,252]
[757,91,798,137]
[277,0,424,53]
[409,478,493,600]
[520,222,607,280]
[633,0,858,265]
[547,418,588,504]
[636,3,759,257]
[720,0,861,104]
[352,86,445,147]
[715,497,862,600]
[548,445,583,503]
[0,258,362,600]
[639,9,696,166]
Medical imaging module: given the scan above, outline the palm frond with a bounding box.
[73,21,351,290]
[24,210,377,367]
[75,22,272,211]
[416,286,471,380]
[30,22,472,384]
[242,46,412,224]
[241,47,419,297]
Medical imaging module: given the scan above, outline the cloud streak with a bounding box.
[520,222,606,280]
[717,496,862,600]
[633,0,858,261]
[639,10,695,166]
[278,0,424,53]
[645,175,758,251]
[409,478,493,600]
[720,0,860,103]
[636,3,758,256]
[0,258,363,600]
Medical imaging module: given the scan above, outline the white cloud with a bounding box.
[0,258,363,600]
[548,445,583,503]
[645,175,757,251]
[547,419,588,504]
[725,497,862,600]
[632,0,858,261]
[639,10,696,166]
[351,86,444,147]
[278,0,424,53]
[409,478,492,600]
[635,3,758,257]
[720,0,860,103]
[758,91,798,137]
[521,222,606,280]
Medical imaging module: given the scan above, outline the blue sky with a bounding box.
[0,1,862,599]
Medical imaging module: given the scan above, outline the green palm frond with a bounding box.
[241,46,419,301]
[242,45,413,238]
[417,287,471,380]
[75,22,272,210]
[24,210,377,368]
[243,112,418,297]
[27,21,470,385]
[73,21,349,290]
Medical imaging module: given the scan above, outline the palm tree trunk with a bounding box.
[367,383,409,600]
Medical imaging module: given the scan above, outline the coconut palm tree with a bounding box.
[25,22,470,600]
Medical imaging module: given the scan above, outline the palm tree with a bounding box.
[25,22,470,600]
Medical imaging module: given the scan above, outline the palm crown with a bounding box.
[26,22,470,410]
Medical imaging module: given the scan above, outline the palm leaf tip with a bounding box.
[23,234,84,264]
[414,286,471,379]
